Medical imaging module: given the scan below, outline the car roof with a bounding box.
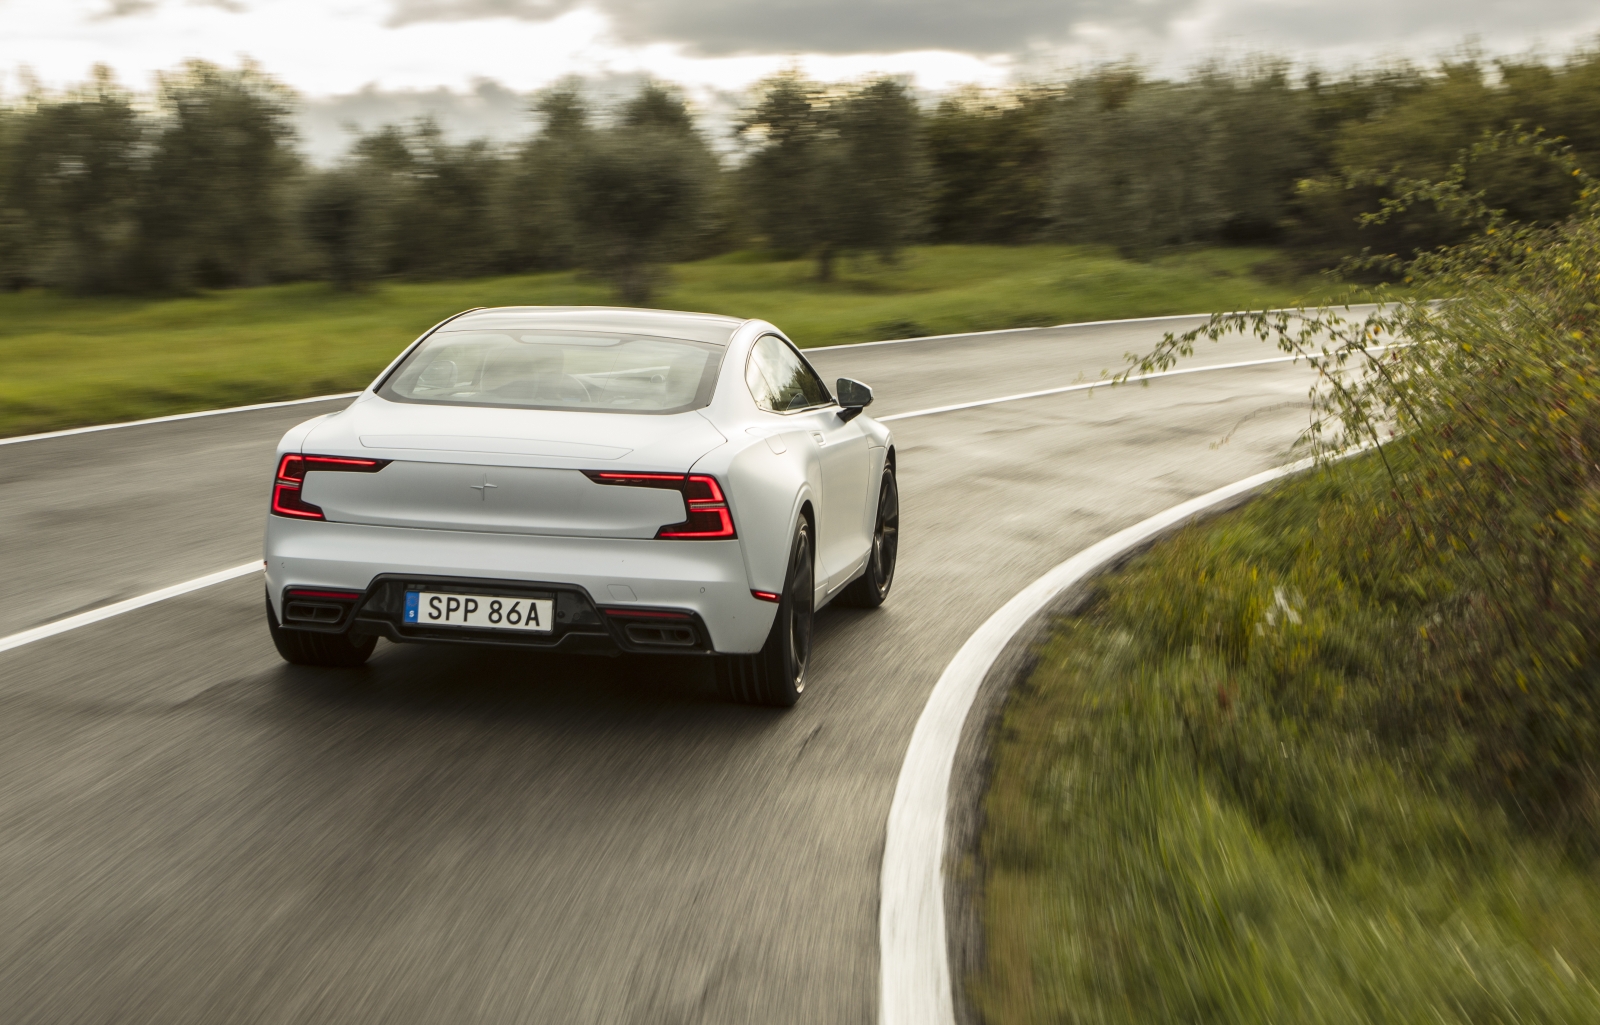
[443,306,748,346]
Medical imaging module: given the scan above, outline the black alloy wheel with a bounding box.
[718,518,814,706]
[837,462,899,609]
[266,595,377,668]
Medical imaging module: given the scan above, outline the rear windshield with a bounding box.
[378,329,725,414]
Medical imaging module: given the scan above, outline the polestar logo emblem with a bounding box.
[470,475,498,501]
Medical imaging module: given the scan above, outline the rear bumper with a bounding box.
[263,517,777,654]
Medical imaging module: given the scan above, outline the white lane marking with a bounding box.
[0,562,263,656]
[879,353,1296,421]
[0,304,1391,445]
[0,348,1376,652]
[816,312,1210,351]
[878,455,1329,1025]
[0,393,361,447]
[879,343,1400,423]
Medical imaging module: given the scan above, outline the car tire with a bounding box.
[835,462,899,609]
[266,596,377,668]
[717,518,814,707]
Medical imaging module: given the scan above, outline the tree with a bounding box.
[926,87,1057,244]
[830,79,928,265]
[1198,61,1311,243]
[0,66,143,292]
[130,60,300,290]
[567,85,716,304]
[501,86,591,272]
[740,75,926,280]
[738,75,829,260]
[1053,76,1229,251]
[301,168,372,290]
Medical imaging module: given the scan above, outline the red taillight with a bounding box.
[272,482,325,519]
[585,471,737,539]
[751,590,781,603]
[286,588,364,600]
[602,608,692,619]
[660,475,734,539]
[588,472,686,489]
[271,454,389,520]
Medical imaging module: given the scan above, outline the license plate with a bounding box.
[404,591,554,633]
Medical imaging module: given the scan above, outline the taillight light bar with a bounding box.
[601,608,693,619]
[286,588,364,601]
[585,472,737,539]
[271,454,390,520]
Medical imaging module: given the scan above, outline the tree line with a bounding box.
[3,48,1599,302]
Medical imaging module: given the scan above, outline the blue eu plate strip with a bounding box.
[404,591,419,623]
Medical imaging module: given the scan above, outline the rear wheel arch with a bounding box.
[718,514,814,707]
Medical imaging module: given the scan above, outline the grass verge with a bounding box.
[0,244,1345,437]
[974,457,1600,1024]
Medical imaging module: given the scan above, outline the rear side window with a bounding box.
[379,329,725,414]
[745,336,832,412]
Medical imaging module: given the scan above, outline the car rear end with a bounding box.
[262,310,778,660]
[264,462,766,656]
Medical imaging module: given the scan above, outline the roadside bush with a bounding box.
[975,132,1600,1025]
[979,477,1600,1024]
[1131,132,1600,846]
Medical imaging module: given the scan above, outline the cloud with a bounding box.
[94,0,245,17]
[295,72,749,165]
[94,0,159,17]
[387,0,578,27]
[298,78,533,162]
[387,0,1199,54]
[1205,0,1600,50]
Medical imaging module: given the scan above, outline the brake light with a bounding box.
[270,454,389,520]
[587,472,686,488]
[662,475,735,538]
[286,588,364,600]
[584,471,736,539]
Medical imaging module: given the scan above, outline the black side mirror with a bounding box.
[836,377,874,410]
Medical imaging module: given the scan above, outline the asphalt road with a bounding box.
[0,317,1319,1023]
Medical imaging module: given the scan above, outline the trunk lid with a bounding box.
[297,396,727,538]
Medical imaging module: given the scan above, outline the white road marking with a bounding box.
[880,342,1400,422]
[0,562,263,656]
[0,392,361,447]
[877,353,1306,421]
[0,345,1376,655]
[877,450,1379,1025]
[0,304,1393,446]
[820,311,1213,350]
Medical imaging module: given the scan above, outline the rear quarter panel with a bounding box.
[697,434,818,599]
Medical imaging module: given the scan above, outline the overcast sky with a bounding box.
[4,0,1599,160]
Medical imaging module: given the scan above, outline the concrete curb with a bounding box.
[878,454,1326,1025]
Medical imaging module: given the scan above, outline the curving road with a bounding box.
[0,316,1319,1023]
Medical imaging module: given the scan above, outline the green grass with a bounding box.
[975,460,1600,1025]
[0,244,1342,437]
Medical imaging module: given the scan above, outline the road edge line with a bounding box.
[0,303,1394,445]
[878,352,1305,422]
[877,455,1320,1025]
[0,393,362,448]
[0,562,264,656]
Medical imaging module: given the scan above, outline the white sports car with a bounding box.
[263,306,897,706]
